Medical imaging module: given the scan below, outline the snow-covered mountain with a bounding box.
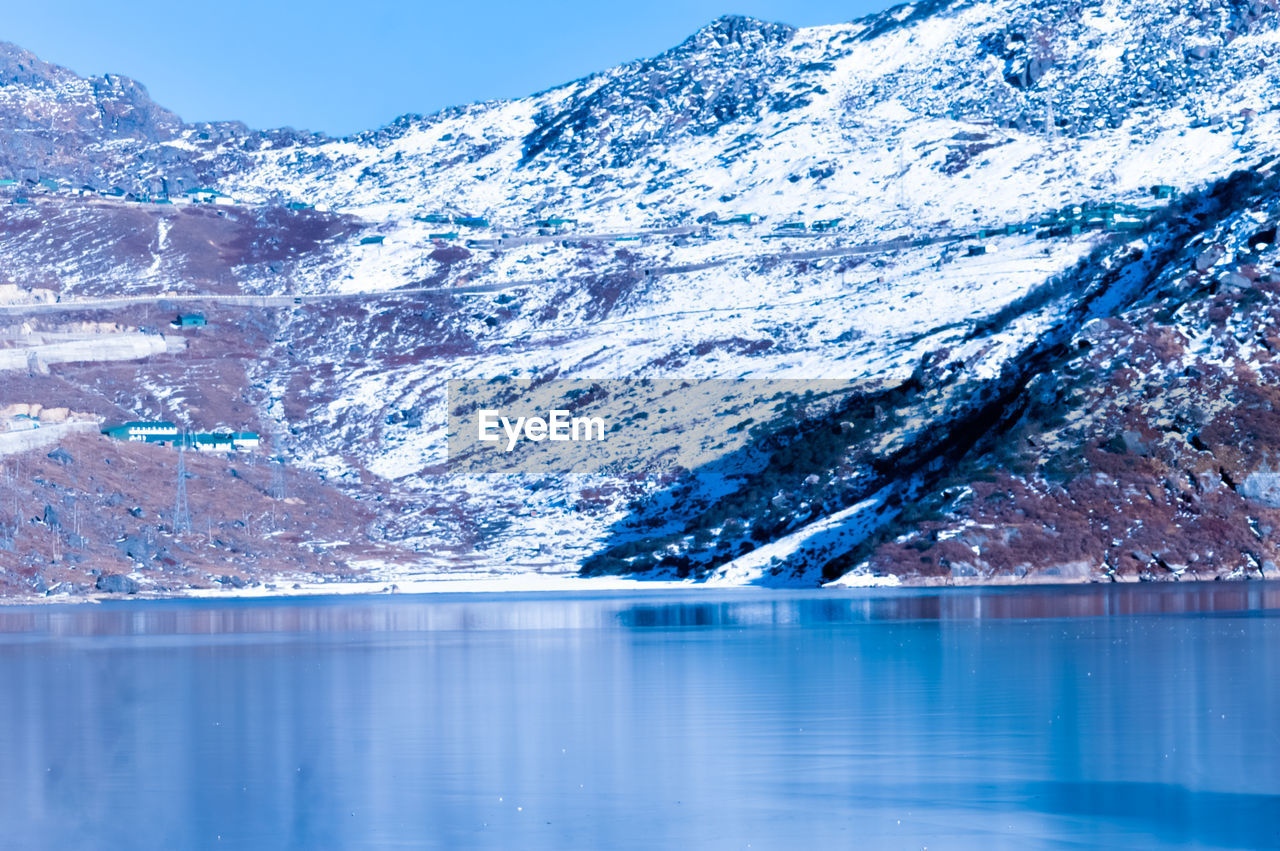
[2,0,1280,596]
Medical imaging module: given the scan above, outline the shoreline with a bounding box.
[1,572,704,606]
[2,568,1276,606]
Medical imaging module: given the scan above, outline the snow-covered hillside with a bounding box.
[1,0,1279,596]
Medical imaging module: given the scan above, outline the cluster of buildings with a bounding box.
[3,405,259,455]
[3,403,84,432]
[0,177,239,207]
[101,422,260,453]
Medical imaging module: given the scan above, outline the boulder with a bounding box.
[1242,469,1280,508]
[46,447,73,466]
[114,534,154,565]
[95,573,139,594]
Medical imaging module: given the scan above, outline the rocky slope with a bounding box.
[1,0,1279,596]
[849,165,1280,584]
[593,163,1280,585]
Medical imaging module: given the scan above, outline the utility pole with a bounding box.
[174,435,191,534]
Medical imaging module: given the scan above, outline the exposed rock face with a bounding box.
[585,168,1280,586]
[95,573,139,594]
[847,169,1280,584]
[0,40,325,193]
[673,15,797,53]
[520,16,800,169]
[0,42,183,185]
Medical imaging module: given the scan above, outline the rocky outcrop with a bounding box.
[520,16,799,169]
[845,170,1280,583]
[675,15,796,52]
[584,165,1280,585]
[94,573,139,594]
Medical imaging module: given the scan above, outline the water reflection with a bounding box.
[0,584,1276,849]
[620,582,1280,629]
[0,582,1277,637]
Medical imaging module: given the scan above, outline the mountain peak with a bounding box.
[0,40,178,125]
[680,15,796,52]
[0,40,79,88]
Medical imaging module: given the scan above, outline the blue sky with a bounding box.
[4,0,893,137]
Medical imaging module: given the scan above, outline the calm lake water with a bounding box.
[1,583,1278,850]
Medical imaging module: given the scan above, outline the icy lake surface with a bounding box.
[1,584,1278,850]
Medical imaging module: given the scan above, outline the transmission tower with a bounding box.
[270,433,287,500]
[174,435,192,534]
[0,475,13,552]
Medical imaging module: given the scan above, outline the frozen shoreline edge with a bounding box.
[0,569,1271,606]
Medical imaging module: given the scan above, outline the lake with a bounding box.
[1,583,1278,850]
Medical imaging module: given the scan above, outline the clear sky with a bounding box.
[4,0,893,137]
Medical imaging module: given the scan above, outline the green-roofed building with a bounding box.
[535,216,577,230]
[191,432,260,452]
[186,187,234,205]
[102,421,179,442]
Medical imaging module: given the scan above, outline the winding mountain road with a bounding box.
[0,228,985,319]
